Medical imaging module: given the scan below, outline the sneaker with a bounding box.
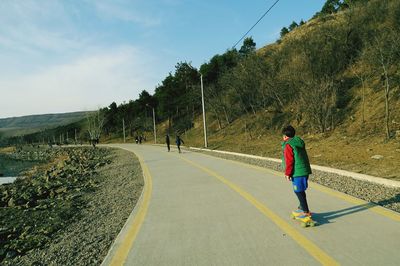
[292,210,312,218]
[292,209,304,218]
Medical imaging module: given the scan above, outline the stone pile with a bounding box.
[0,147,111,262]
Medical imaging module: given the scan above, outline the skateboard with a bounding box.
[291,210,317,228]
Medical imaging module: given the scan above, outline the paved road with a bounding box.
[102,144,400,266]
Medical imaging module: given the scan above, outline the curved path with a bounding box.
[102,144,400,266]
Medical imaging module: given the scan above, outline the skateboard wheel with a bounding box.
[301,223,307,228]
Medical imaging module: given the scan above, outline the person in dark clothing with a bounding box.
[166,134,171,152]
[175,135,184,153]
[281,125,312,217]
[139,136,142,144]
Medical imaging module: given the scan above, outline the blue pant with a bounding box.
[292,176,309,212]
[292,176,308,192]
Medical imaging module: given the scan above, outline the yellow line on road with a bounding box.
[196,151,400,222]
[109,152,153,266]
[177,155,339,266]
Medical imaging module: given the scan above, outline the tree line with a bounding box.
[2,0,399,146]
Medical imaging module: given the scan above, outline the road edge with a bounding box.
[101,145,152,266]
[188,147,400,188]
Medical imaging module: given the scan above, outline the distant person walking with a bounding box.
[166,134,171,152]
[281,125,313,218]
[175,135,184,153]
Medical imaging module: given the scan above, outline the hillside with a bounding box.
[179,0,400,180]
[0,111,89,138]
[183,112,400,181]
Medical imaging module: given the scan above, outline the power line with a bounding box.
[232,0,281,49]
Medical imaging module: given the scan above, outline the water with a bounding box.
[0,153,37,177]
[0,177,17,185]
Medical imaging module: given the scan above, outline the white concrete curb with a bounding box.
[189,147,400,188]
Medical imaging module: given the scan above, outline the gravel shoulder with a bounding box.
[193,149,400,213]
[6,148,143,266]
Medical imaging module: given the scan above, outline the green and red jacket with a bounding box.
[282,136,312,177]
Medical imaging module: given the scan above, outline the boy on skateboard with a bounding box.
[281,125,315,226]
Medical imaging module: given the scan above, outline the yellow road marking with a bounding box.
[194,151,400,222]
[109,151,153,266]
[177,155,339,266]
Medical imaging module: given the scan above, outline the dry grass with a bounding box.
[183,109,400,181]
[0,146,15,153]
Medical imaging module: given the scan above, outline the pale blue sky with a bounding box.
[0,0,325,118]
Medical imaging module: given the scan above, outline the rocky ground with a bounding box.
[195,150,400,213]
[0,147,143,265]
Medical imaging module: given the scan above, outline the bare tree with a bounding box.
[204,83,233,128]
[299,77,337,132]
[86,109,105,147]
[204,84,223,129]
[376,35,398,139]
[350,61,372,125]
[361,0,400,139]
[364,28,400,139]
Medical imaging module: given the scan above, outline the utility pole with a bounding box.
[200,74,208,148]
[152,107,157,144]
[75,128,77,143]
[122,118,126,143]
[146,104,157,144]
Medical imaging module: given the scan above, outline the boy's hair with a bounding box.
[282,125,296,138]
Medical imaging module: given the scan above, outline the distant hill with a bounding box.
[0,111,89,137]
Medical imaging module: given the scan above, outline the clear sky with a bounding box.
[0,0,326,119]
